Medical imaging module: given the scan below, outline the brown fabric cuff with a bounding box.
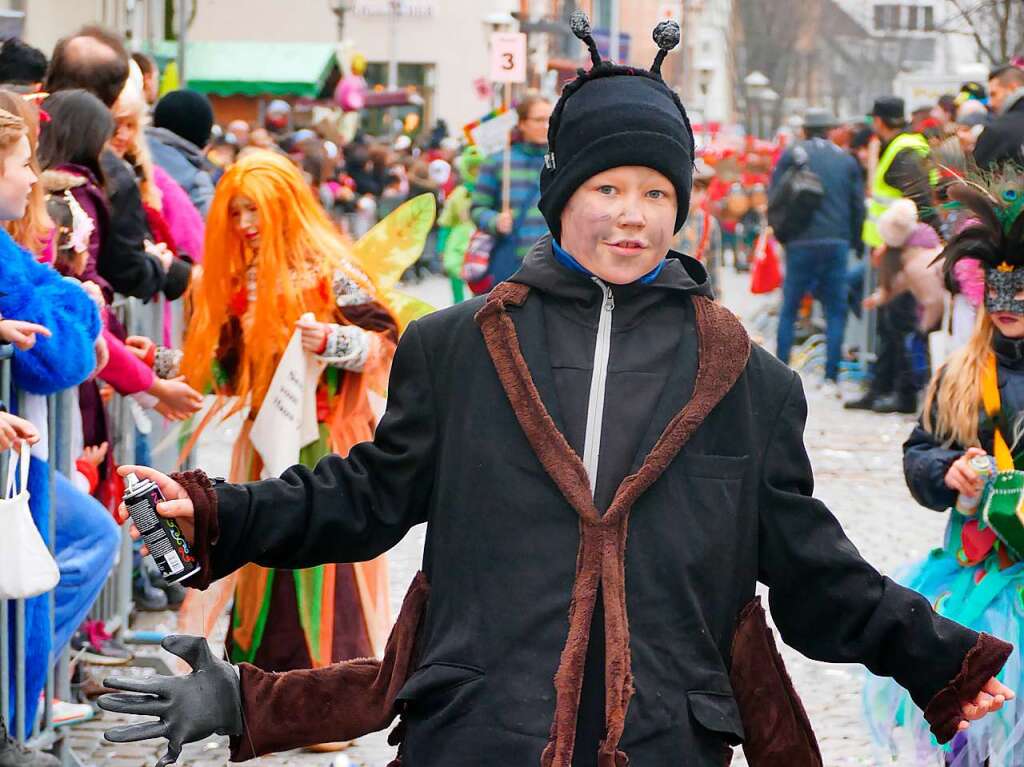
[228,571,430,761]
[170,469,219,591]
[924,632,1013,744]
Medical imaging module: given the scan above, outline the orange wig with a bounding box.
[182,150,384,412]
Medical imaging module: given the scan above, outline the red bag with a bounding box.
[749,230,782,294]
[461,229,496,296]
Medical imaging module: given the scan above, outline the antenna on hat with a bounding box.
[651,20,680,76]
[570,10,603,69]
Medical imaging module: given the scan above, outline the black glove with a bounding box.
[98,635,243,767]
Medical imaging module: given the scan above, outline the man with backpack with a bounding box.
[769,108,865,397]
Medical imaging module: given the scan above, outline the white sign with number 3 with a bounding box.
[490,32,528,84]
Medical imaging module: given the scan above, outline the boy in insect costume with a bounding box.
[99,16,1013,767]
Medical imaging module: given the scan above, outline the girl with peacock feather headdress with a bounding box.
[864,167,1024,766]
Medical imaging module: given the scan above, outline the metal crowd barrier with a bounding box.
[1,291,189,764]
[0,345,71,761]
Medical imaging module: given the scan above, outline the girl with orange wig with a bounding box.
[180,150,396,689]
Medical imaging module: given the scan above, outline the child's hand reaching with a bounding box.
[0,412,39,451]
[80,441,109,467]
[0,319,51,351]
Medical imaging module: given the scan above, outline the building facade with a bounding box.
[7,0,514,134]
[187,0,515,133]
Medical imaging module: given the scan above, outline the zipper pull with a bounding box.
[604,285,615,311]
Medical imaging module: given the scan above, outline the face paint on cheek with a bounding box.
[646,221,671,252]
[986,267,1024,314]
[566,197,616,248]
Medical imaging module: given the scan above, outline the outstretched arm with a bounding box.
[118,320,437,583]
[99,572,430,763]
[758,373,1012,743]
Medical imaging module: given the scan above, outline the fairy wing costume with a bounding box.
[179,190,435,670]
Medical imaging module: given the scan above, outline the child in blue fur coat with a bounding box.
[0,108,116,740]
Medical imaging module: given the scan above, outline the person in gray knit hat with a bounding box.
[97,11,1013,767]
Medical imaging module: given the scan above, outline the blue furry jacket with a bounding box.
[0,228,100,394]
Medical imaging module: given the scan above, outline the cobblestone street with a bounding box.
[81,270,949,766]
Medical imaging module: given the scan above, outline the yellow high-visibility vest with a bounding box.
[862,132,938,248]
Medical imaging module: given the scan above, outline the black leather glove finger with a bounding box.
[103,720,167,743]
[96,692,169,718]
[155,738,183,767]
[98,674,167,697]
[163,633,215,669]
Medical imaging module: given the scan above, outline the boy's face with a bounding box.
[559,166,678,285]
[0,135,35,222]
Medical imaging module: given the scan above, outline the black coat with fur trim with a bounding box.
[180,239,1008,767]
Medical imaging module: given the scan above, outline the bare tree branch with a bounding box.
[948,0,999,63]
[999,0,1011,61]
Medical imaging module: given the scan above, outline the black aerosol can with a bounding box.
[123,472,200,584]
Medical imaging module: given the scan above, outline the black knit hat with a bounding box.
[539,12,694,240]
[153,89,214,150]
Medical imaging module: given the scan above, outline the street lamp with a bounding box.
[744,70,769,91]
[759,88,779,138]
[329,0,355,41]
[743,70,769,137]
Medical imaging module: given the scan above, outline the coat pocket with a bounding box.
[397,661,486,704]
[680,452,749,480]
[687,690,745,746]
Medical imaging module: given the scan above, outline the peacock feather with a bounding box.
[939,164,1024,274]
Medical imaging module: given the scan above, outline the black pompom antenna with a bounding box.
[651,20,681,76]
[570,10,603,68]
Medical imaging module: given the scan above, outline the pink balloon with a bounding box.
[335,75,367,112]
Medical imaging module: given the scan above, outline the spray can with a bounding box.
[955,455,997,515]
[123,472,200,584]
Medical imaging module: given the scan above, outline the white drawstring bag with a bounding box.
[0,443,59,599]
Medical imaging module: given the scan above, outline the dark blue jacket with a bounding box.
[770,137,865,248]
[147,127,214,218]
[904,332,1024,511]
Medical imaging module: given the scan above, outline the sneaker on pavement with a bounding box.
[49,699,93,728]
[133,580,169,612]
[70,621,133,666]
[0,717,59,767]
[844,393,879,411]
[871,392,918,414]
[152,576,187,609]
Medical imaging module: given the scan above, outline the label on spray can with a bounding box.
[123,473,200,585]
[955,455,997,515]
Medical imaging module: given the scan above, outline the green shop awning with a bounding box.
[144,40,338,98]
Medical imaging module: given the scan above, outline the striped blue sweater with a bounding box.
[470,141,549,272]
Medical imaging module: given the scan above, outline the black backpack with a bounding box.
[767,144,824,244]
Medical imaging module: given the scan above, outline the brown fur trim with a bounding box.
[40,169,87,193]
[171,469,219,591]
[923,632,1013,744]
[478,287,751,766]
[229,572,430,761]
[474,283,599,524]
[730,597,822,767]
